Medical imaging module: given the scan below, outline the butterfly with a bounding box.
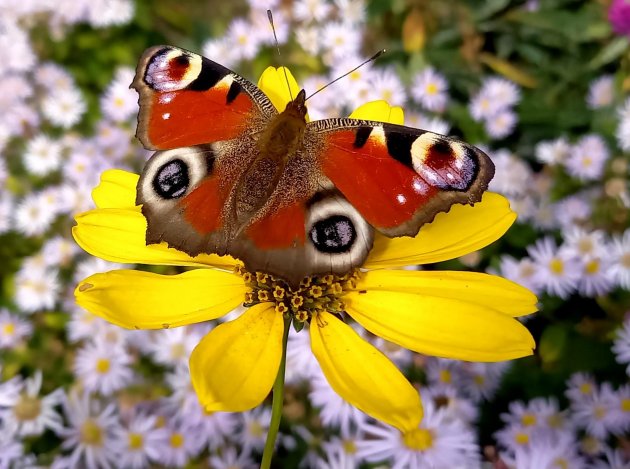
[132,45,495,286]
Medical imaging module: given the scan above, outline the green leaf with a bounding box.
[587,37,630,70]
[539,324,568,366]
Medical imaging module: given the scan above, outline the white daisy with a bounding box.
[498,255,540,294]
[560,228,607,259]
[484,109,517,139]
[226,18,262,62]
[237,407,272,453]
[367,67,406,106]
[528,237,580,299]
[208,445,256,469]
[201,37,239,69]
[424,357,466,390]
[285,328,320,383]
[565,134,609,181]
[422,385,478,424]
[356,400,480,468]
[488,149,532,197]
[148,327,204,367]
[571,381,617,438]
[461,361,509,402]
[0,418,23,469]
[87,0,134,27]
[157,419,205,468]
[335,0,366,25]
[34,62,75,92]
[553,193,593,230]
[321,22,362,64]
[565,372,597,404]
[101,68,137,122]
[607,230,630,289]
[295,25,322,55]
[405,112,451,135]
[309,370,367,434]
[42,235,79,268]
[0,371,64,437]
[482,76,521,109]
[0,309,32,349]
[113,412,168,469]
[73,340,134,396]
[13,268,60,313]
[612,318,630,376]
[535,137,571,166]
[58,389,122,469]
[500,432,584,469]
[14,192,57,236]
[41,87,86,128]
[293,0,332,23]
[0,193,13,233]
[587,75,614,109]
[411,67,449,112]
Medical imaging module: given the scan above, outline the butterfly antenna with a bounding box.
[305,49,386,102]
[267,9,293,101]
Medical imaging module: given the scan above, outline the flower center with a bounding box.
[426,83,438,95]
[549,258,564,275]
[342,439,357,454]
[236,266,360,330]
[128,432,144,450]
[514,431,529,445]
[2,322,15,336]
[585,260,600,275]
[579,382,592,395]
[170,432,184,448]
[521,413,536,426]
[621,252,630,268]
[622,398,630,412]
[13,395,41,421]
[96,358,110,374]
[403,428,434,451]
[80,419,103,446]
[438,369,451,384]
[248,421,264,438]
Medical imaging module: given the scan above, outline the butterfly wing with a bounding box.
[134,46,278,258]
[132,45,277,150]
[309,118,495,238]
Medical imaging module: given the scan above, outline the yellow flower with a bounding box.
[73,66,536,434]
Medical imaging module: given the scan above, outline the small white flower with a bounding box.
[0,371,64,437]
[367,67,406,106]
[535,137,571,166]
[208,445,256,469]
[321,22,362,65]
[357,400,480,468]
[58,389,122,469]
[73,340,134,396]
[587,75,614,109]
[528,237,580,298]
[565,134,609,181]
[571,382,618,439]
[293,0,332,23]
[0,309,32,349]
[41,87,86,128]
[411,67,449,112]
[488,149,532,197]
[612,318,630,376]
[553,193,593,230]
[607,230,630,289]
[14,268,60,313]
[113,413,169,469]
[23,134,63,176]
[309,370,367,434]
[226,18,262,62]
[484,109,518,139]
[405,112,451,135]
[14,192,57,237]
[157,419,206,467]
[101,67,137,122]
[237,407,272,452]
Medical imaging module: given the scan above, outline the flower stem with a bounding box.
[261,315,291,469]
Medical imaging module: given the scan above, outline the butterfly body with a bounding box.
[132,46,494,286]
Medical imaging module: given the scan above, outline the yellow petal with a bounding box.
[354,270,537,317]
[257,66,302,113]
[310,312,422,432]
[73,208,238,269]
[75,269,246,329]
[190,303,283,412]
[365,192,516,268]
[349,100,405,125]
[92,169,139,209]
[345,281,535,362]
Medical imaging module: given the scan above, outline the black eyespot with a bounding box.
[152,159,189,199]
[309,215,356,253]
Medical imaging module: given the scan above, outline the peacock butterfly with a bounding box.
[132,45,494,286]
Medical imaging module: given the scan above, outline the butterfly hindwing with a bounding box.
[310,118,495,237]
[132,45,277,150]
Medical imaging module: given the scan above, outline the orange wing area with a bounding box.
[144,89,253,149]
[320,130,437,230]
[180,177,226,234]
[245,202,306,249]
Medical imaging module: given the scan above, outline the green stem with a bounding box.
[260,315,291,469]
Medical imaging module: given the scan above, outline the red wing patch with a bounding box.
[132,46,273,150]
[245,201,306,249]
[314,120,494,237]
[180,177,226,234]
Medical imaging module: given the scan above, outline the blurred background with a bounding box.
[1,0,630,467]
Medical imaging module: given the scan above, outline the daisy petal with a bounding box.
[73,208,237,269]
[75,269,246,329]
[354,270,537,317]
[190,303,283,412]
[349,100,405,125]
[91,169,139,209]
[310,312,423,432]
[345,286,535,362]
[364,192,516,268]
[257,66,301,113]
